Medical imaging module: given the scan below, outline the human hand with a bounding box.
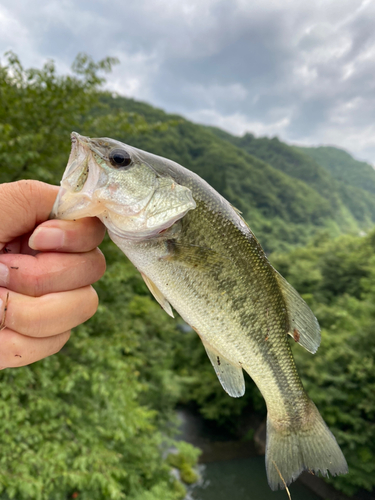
[0,180,106,369]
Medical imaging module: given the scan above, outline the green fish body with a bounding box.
[52,133,348,490]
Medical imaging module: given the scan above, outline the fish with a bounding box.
[51,132,348,490]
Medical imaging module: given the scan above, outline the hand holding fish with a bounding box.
[0,180,106,369]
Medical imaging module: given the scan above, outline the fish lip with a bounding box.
[71,132,110,163]
[67,132,91,168]
[71,131,89,143]
[70,131,91,154]
[51,132,105,220]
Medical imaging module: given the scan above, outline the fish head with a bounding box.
[51,132,196,239]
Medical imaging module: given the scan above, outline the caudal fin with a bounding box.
[266,400,348,490]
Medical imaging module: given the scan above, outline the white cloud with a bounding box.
[1,0,375,164]
[186,108,291,138]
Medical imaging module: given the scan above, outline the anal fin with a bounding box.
[141,272,174,318]
[201,338,245,398]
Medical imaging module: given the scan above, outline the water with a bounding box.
[188,456,321,500]
[177,409,321,500]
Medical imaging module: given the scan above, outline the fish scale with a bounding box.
[52,132,348,490]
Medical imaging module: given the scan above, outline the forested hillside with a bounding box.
[297,145,375,194]
[1,53,374,499]
[207,128,375,232]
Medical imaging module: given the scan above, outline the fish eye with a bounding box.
[109,148,132,168]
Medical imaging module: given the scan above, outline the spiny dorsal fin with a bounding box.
[201,338,245,398]
[230,203,243,215]
[274,271,321,354]
[141,272,174,318]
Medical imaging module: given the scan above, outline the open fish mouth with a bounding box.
[51,133,107,220]
[51,132,196,239]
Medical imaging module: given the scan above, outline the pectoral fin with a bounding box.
[162,240,224,269]
[141,272,174,318]
[201,338,245,398]
[275,271,320,354]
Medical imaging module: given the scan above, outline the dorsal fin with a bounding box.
[141,272,174,318]
[230,203,243,215]
[274,271,321,354]
[201,338,245,398]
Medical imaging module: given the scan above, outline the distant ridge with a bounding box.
[296,145,375,194]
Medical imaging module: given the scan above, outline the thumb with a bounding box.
[0,181,59,251]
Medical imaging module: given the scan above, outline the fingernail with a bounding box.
[29,227,65,250]
[0,263,9,287]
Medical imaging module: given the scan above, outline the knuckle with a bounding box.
[21,267,46,297]
[26,302,43,337]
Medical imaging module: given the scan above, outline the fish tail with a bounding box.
[265,400,348,490]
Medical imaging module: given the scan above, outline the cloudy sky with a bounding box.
[1,0,375,164]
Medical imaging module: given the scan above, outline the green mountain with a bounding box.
[296,145,375,194]
[98,95,375,252]
[206,129,375,231]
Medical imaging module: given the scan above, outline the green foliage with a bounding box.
[271,231,375,495]
[167,442,201,485]
[208,129,375,230]
[298,145,375,195]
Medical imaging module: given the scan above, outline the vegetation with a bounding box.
[272,232,375,496]
[298,145,375,195]
[167,442,201,485]
[207,129,375,231]
[1,52,375,498]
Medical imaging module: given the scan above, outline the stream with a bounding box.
[188,457,320,500]
[177,409,323,500]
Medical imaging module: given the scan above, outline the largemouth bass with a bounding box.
[52,132,348,490]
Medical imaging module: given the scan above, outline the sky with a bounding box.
[1,0,375,165]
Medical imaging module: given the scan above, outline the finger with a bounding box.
[29,217,106,253]
[0,328,70,368]
[0,249,106,296]
[0,181,58,251]
[0,286,98,338]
